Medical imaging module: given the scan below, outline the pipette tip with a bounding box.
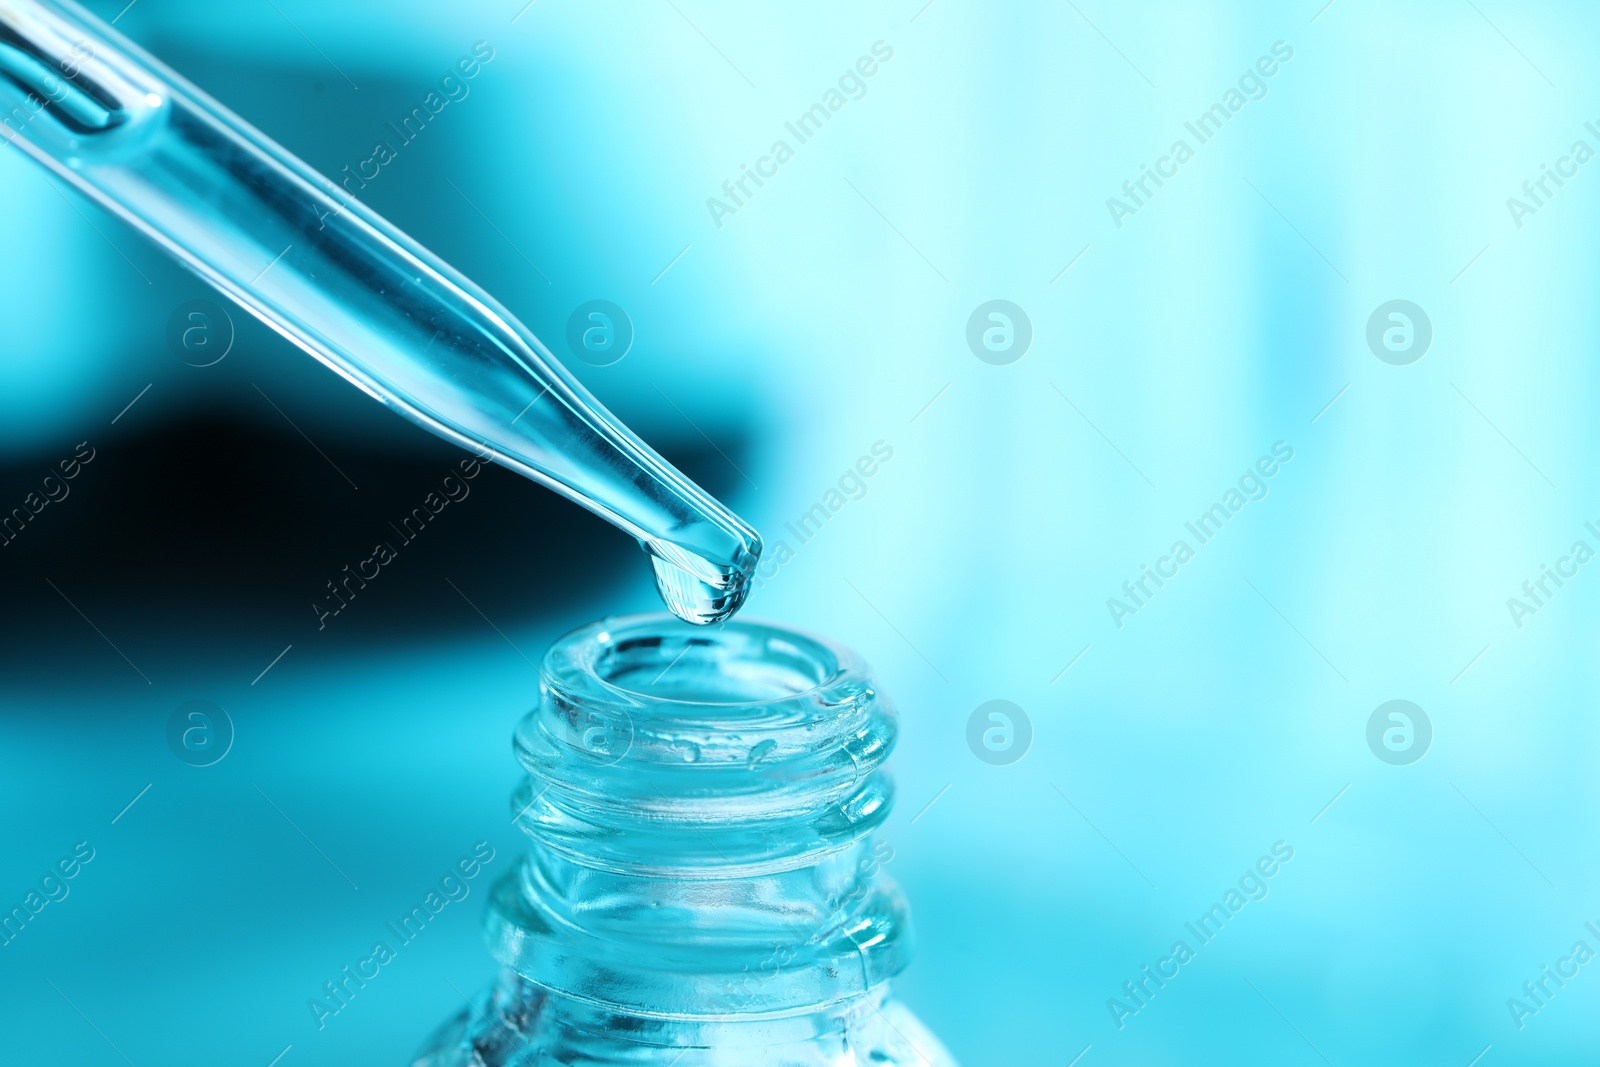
[645,539,761,626]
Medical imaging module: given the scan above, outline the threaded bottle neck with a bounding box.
[486,615,911,1017]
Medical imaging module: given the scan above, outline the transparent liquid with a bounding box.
[414,616,959,1065]
[0,1,762,625]
[647,550,757,626]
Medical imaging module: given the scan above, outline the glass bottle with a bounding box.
[413,615,957,1065]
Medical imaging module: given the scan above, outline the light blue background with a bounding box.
[3,1,1598,1064]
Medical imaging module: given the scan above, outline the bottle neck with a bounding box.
[498,973,902,1049]
[483,615,911,1018]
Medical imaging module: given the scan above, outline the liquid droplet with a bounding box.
[747,739,777,769]
[647,548,755,626]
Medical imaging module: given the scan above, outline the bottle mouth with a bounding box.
[490,616,912,1016]
[514,614,897,876]
[543,614,861,725]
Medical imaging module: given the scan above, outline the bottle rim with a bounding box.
[542,613,874,727]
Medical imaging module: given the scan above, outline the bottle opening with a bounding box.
[533,616,885,780]
[567,617,842,709]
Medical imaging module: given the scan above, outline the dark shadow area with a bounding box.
[0,416,749,658]
[0,45,762,683]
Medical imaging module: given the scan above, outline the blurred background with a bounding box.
[3,0,1599,1063]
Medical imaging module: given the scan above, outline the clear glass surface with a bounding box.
[414,615,958,1066]
[0,0,761,623]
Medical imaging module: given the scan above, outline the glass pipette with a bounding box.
[0,0,761,624]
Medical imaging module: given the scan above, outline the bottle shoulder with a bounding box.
[411,968,960,1067]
